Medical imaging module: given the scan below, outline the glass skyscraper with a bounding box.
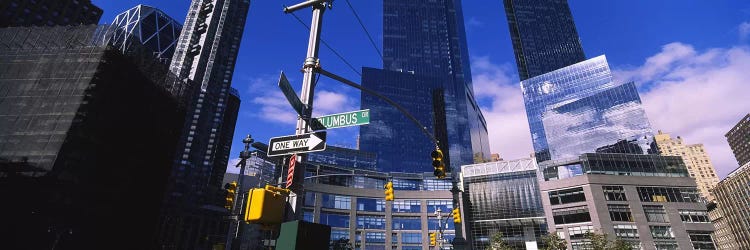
[109,5,182,60]
[360,0,490,173]
[0,0,102,28]
[503,0,586,80]
[158,0,250,249]
[521,55,654,161]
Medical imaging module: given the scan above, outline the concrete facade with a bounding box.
[725,113,750,166]
[711,162,750,249]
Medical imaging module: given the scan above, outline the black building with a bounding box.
[0,25,192,249]
[0,0,102,27]
[726,113,750,166]
[503,0,586,80]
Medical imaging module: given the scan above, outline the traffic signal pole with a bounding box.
[283,0,328,221]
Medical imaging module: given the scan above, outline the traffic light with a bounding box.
[429,232,436,246]
[431,149,446,179]
[384,181,394,201]
[224,181,237,210]
[245,185,287,224]
[452,208,461,224]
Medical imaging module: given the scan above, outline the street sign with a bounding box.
[286,154,297,188]
[314,109,370,129]
[267,132,327,157]
[278,71,306,116]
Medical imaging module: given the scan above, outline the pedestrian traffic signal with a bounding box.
[384,181,394,201]
[452,208,461,224]
[224,181,237,210]
[429,232,436,246]
[431,149,446,179]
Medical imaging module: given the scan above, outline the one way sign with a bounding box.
[267,132,327,157]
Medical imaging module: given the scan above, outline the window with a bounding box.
[320,212,349,228]
[321,194,351,209]
[650,226,674,240]
[401,233,422,244]
[303,210,314,222]
[644,205,669,223]
[392,200,421,213]
[357,215,385,229]
[549,187,586,205]
[330,229,349,241]
[654,242,679,250]
[429,217,455,230]
[637,187,701,203]
[427,200,453,213]
[357,198,385,212]
[424,179,452,190]
[365,232,385,243]
[608,204,633,222]
[392,217,421,230]
[553,206,591,224]
[688,231,716,250]
[679,210,710,223]
[613,225,639,239]
[304,192,316,207]
[568,225,593,240]
[603,186,627,201]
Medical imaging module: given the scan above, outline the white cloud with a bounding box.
[312,90,357,117]
[740,21,750,40]
[471,56,534,160]
[467,17,483,27]
[617,42,750,178]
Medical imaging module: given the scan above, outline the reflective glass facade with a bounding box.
[521,55,654,162]
[109,5,182,60]
[308,146,377,170]
[361,0,491,174]
[461,158,547,249]
[503,0,586,80]
[541,153,689,181]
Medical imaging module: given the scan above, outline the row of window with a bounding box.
[549,185,702,205]
[305,192,452,213]
[566,225,714,250]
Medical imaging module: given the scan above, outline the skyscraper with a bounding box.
[109,5,183,60]
[710,162,750,249]
[654,131,720,202]
[360,0,490,173]
[503,0,586,80]
[0,0,102,27]
[503,1,714,249]
[726,113,750,166]
[0,25,189,249]
[158,0,249,249]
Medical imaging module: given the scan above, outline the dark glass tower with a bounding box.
[361,0,490,173]
[158,0,249,249]
[503,0,586,80]
[0,0,102,27]
[109,5,183,60]
[726,113,750,166]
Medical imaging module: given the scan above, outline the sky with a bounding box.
[92,0,750,179]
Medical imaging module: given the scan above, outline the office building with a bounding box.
[360,0,491,173]
[0,0,102,27]
[157,0,250,249]
[0,25,191,249]
[726,113,750,166]
[302,164,457,250]
[521,55,654,162]
[539,153,714,250]
[461,158,547,249]
[711,162,750,249]
[308,145,378,171]
[707,202,737,249]
[503,0,586,80]
[108,5,183,60]
[654,131,719,201]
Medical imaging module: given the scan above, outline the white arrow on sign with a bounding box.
[271,133,324,151]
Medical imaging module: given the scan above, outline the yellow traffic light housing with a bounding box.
[384,181,394,201]
[245,185,289,224]
[224,181,238,210]
[429,232,436,246]
[452,208,461,224]
[431,150,446,179]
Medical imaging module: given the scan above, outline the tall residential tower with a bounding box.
[654,131,719,202]
[158,0,250,249]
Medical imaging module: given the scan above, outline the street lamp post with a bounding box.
[227,134,254,250]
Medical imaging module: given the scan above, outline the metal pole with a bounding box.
[285,0,327,221]
[227,135,254,249]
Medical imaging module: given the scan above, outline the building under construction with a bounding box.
[0,25,198,249]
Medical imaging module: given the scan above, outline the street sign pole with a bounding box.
[283,0,328,221]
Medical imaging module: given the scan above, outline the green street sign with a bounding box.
[315,109,370,129]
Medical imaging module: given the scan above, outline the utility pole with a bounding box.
[227,135,254,250]
[282,0,329,221]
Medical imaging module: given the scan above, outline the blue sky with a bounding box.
[92,1,750,179]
